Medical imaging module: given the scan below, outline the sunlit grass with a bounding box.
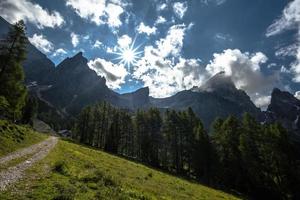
[0,138,240,200]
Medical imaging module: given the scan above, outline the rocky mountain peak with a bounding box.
[266,88,300,140]
[192,71,236,93]
[57,52,88,71]
[120,87,150,109]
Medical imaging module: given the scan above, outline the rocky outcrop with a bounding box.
[265,88,300,141]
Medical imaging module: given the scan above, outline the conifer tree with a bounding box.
[0,20,27,120]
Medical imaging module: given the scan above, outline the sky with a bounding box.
[0,0,300,109]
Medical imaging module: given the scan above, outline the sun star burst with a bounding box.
[112,36,143,71]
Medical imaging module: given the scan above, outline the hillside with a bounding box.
[0,120,47,157]
[0,138,239,200]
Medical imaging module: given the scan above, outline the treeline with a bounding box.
[73,102,300,199]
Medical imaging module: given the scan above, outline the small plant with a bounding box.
[80,170,104,183]
[103,175,118,187]
[53,182,76,200]
[148,172,153,178]
[53,160,69,175]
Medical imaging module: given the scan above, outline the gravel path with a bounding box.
[0,136,58,191]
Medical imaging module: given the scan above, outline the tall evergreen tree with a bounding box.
[0,20,27,120]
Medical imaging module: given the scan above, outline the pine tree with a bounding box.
[21,95,38,124]
[147,108,162,167]
[0,20,27,121]
[191,121,211,183]
[212,115,243,189]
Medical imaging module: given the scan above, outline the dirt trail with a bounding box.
[0,137,57,191]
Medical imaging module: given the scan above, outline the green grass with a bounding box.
[0,152,36,172]
[0,139,240,200]
[0,120,48,157]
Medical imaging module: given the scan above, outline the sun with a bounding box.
[122,48,135,63]
[112,36,143,70]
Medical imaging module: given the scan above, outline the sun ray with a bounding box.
[110,35,143,71]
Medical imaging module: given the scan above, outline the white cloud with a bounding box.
[66,0,126,28]
[88,58,128,89]
[52,48,67,57]
[173,2,188,19]
[137,22,157,36]
[157,3,167,11]
[280,66,291,73]
[106,46,114,53]
[201,0,227,6]
[117,35,132,48]
[105,3,124,28]
[132,24,206,97]
[216,0,227,5]
[71,32,79,47]
[0,0,64,29]
[266,0,300,82]
[295,91,300,100]
[206,49,278,107]
[266,0,300,37]
[28,34,54,53]
[155,24,188,58]
[253,95,271,109]
[214,33,233,42]
[267,63,277,69]
[66,0,105,25]
[93,40,102,49]
[155,16,167,25]
[83,35,90,40]
[133,55,206,97]
[275,44,298,58]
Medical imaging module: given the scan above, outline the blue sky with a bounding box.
[0,0,300,108]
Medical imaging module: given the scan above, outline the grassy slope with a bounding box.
[0,120,47,157]
[0,139,240,200]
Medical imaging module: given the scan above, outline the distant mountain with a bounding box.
[0,17,55,84]
[0,18,264,129]
[264,88,300,141]
[120,87,150,109]
[151,72,261,128]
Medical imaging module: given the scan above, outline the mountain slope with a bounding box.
[152,72,261,128]
[41,52,113,115]
[0,120,47,157]
[0,17,55,85]
[0,138,240,199]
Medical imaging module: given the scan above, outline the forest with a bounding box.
[72,102,300,199]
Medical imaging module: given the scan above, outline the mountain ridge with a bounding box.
[1,17,300,135]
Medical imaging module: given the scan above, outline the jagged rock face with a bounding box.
[152,72,261,129]
[41,52,114,115]
[266,88,300,140]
